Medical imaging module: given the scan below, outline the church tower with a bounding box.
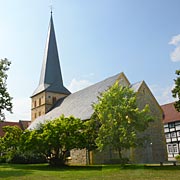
[31,13,70,122]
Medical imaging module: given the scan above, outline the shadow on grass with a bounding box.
[0,163,102,172]
[0,164,33,179]
[0,163,180,178]
[120,164,180,171]
[0,171,33,179]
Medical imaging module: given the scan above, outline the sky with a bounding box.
[0,0,179,121]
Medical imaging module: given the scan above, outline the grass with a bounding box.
[0,163,180,180]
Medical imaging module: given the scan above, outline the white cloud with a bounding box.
[170,46,180,62]
[67,78,93,93]
[169,34,180,62]
[169,34,180,46]
[150,84,176,105]
[5,97,31,121]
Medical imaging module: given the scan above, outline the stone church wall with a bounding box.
[69,82,167,165]
[70,149,87,165]
[131,82,167,163]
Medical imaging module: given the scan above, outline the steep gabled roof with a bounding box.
[28,72,145,129]
[132,81,163,114]
[130,81,143,92]
[32,14,70,97]
[161,102,180,124]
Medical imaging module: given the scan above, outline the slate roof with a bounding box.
[130,81,143,92]
[161,102,180,124]
[28,73,143,129]
[32,14,70,97]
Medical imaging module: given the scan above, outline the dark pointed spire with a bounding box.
[32,14,70,97]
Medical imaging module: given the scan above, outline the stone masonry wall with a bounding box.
[69,81,167,165]
[92,82,167,164]
[131,82,167,163]
[70,149,87,165]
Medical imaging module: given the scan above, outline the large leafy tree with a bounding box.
[22,115,87,166]
[0,58,13,120]
[20,128,46,156]
[0,126,22,161]
[92,82,153,160]
[0,125,46,164]
[172,70,180,112]
[0,115,96,165]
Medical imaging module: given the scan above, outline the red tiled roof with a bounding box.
[19,120,31,130]
[0,122,20,136]
[161,102,180,124]
[0,120,31,137]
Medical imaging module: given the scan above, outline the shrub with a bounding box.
[175,154,180,162]
[0,155,6,163]
[10,151,47,164]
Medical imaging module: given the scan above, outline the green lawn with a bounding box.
[0,163,180,180]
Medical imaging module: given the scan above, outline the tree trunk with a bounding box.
[49,148,65,166]
[118,148,122,160]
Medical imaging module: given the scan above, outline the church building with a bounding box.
[31,13,70,121]
[29,13,167,164]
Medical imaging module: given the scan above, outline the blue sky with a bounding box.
[0,0,179,121]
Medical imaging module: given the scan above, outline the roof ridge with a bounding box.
[70,73,123,94]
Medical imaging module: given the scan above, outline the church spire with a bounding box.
[32,13,70,97]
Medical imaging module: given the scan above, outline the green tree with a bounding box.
[0,136,5,154]
[83,118,99,164]
[0,58,13,120]
[1,126,22,161]
[172,70,180,112]
[92,82,153,161]
[21,128,45,155]
[0,126,46,164]
[19,128,47,164]
[22,115,87,166]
